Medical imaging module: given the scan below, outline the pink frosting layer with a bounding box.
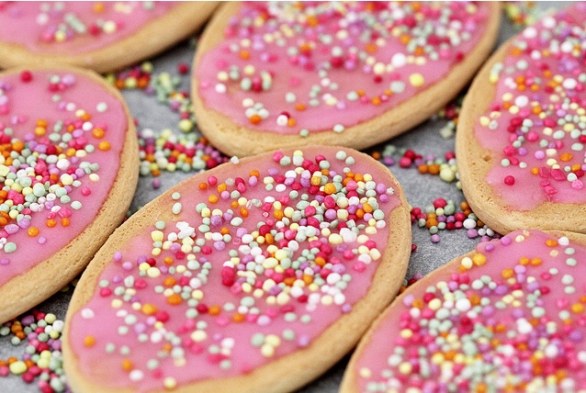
[0,69,127,286]
[475,4,586,210]
[196,2,491,135]
[68,147,403,392]
[0,2,175,55]
[354,230,586,392]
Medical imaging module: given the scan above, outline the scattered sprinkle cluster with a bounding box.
[357,231,586,392]
[411,199,497,243]
[0,311,67,393]
[198,1,489,135]
[105,62,154,91]
[70,149,399,391]
[106,58,228,189]
[138,129,226,188]
[478,5,586,204]
[374,146,459,184]
[503,1,538,29]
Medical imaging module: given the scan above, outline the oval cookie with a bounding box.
[63,146,411,393]
[0,66,138,323]
[341,229,586,392]
[192,2,501,157]
[0,2,218,73]
[457,4,586,234]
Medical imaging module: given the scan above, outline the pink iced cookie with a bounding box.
[0,66,138,323]
[192,2,500,157]
[0,2,218,72]
[63,146,411,392]
[457,4,586,234]
[342,229,586,393]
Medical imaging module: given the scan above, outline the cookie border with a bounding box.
[0,2,219,73]
[340,229,586,392]
[0,65,139,324]
[63,146,412,393]
[456,33,586,235]
[191,2,501,157]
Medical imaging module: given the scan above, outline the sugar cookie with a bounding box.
[63,146,410,392]
[0,2,218,73]
[342,229,586,392]
[0,66,138,323]
[192,2,500,157]
[457,4,586,234]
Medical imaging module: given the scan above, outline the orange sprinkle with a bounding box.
[121,359,133,372]
[98,141,111,151]
[365,42,378,54]
[141,304,157,315]
[560,152,573,162]
[209,305,221,316]
[545,239,558,247]
[92,2,105,13]
[27,226,39,237]
[83,336,96,347]
[167,294,182,305]
[530,258,542,266]
[46,219,57,228]
[294,103,306,111]
[323,183,336,195]
[239,50,250,60]
[208,194,219,204]
[240,207,249,217]
[92,128,105,139]
[249,114,262,124]
[501,268,514,279]
[232,313,246,323]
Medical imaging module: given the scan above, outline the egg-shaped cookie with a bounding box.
[342,229,586,392]
[457,4,586,234]
[0,66,138,323]
[192,1,500,157]
[63,146,411,392]
[0,2,218,73]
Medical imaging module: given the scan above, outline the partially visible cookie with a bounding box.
[192,2,500,157]
[342,229,586,392]
[0,2,218,73]
[457,4,586,234]
[63,146,411,393]
[0,66,138,323]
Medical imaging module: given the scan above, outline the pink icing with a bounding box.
[0,2,175,55]
[0,69,127,286]
[68,147,403,392]
[474,4,586,210]
[196,2,491,135]
[354,230,586,392]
